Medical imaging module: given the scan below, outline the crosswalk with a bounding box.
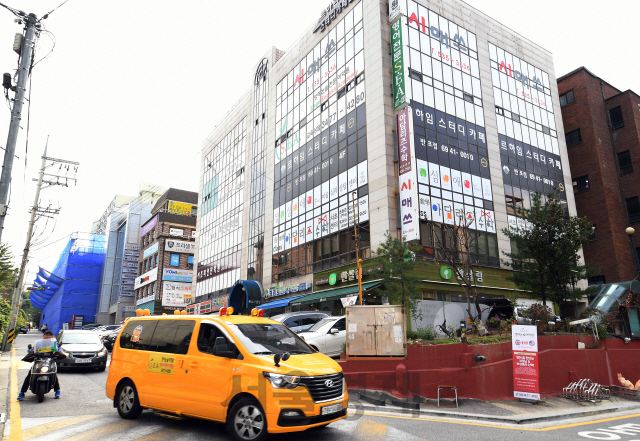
[15,410,426,441]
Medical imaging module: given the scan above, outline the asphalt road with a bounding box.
[7,331,640,440]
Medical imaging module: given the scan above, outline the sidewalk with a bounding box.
[348,388,640,425]
[0,347,12,438]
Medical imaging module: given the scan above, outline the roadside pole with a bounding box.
[1,142,47,351]
[0,13,38,243]
[351,191,363,305]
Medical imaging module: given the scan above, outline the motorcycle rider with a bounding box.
[17,330,61,400]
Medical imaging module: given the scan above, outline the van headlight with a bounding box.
[98,349,107,357]
[263,372,300,389]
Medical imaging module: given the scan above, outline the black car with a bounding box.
[56,330,108,371]
[18,326,28,334]
[102,331,119,351]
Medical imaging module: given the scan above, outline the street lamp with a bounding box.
[625,227,640,278]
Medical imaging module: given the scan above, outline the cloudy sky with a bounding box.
[0,0,636,281]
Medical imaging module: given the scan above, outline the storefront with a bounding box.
[258,282,313,317]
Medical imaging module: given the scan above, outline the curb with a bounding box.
[0,348,12,437]
[347,401,640,425]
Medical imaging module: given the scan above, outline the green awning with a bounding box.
[290,281,381,306]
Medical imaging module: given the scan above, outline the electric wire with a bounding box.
[0,1,25,18]
[40,0,71,21]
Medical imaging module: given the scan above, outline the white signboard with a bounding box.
[134,267,158,290]
[512,325,538,352]
[389,0,404,23]
[162,281,193,307]
[397,107,420,242]
[170,228,184,236]
[164,239,196,254]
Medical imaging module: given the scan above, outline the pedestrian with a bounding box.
[18,330,61,400]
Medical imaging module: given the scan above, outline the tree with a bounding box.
[374,233,422,317]
[0,243,17,300]
[503,191,597,316]
[432,215,487,323]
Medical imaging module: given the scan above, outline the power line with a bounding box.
[40,0,71,21]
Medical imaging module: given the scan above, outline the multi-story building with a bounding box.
[135,188,198,315]
[95,184,167,324]
[557,67,640,285]
[194,0,580,317]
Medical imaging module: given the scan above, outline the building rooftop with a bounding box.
[151,188,199,214]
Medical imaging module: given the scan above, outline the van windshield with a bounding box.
[228,323,314,355]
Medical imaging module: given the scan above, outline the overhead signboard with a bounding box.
[134,268,158,290]
[391,15,409,109]
[143,242,159,259]
[170,228,184,236]
[165,239,196,254]
[141,215,158,236]
[168,200,192,216]
[397,107,420,242]
[163,268,193,282]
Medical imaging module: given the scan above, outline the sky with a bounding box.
[0,0,637,283]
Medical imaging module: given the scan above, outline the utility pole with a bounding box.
[1,139,78,351]
[0,12,39,244]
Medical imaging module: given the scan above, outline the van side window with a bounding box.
[120,320,158,351]
[197,323,235,356]
[149,320,195,355]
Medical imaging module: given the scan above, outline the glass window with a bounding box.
[559,90,574,107]
[574,175,589,192]
[229,323,314,355]
[618,150,633,175]
[588,275,605,286]
[588,224,597,241]
[331,318,346,331]
[626,197,640,223]
[120,320,158,351]
[149,320,195,354]
[565,129,581,146]
[197,323,235,356]
[610,106,624,130]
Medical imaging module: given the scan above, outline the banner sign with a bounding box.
[168,200,192,216]
[162,268,193,282]
[341,295,358,307]
[170,228,184,236]
[512,325,539,400]
[264,282,310,299]
[143,242,159,259]
[162,281,192,308]
[199,300,212,314]
[391,16,408,109]
[141,215,158,236]
[124,244,140,251]
[397,107,420,242]
[136,294,155,306]
[165,239,196,254]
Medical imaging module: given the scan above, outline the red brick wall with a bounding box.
[558,70,640,283]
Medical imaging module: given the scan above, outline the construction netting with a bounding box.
[32,233,106,334]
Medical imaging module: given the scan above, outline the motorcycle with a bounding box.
[23,344,66,403]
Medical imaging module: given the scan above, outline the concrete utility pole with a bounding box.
[1,139,47,351]
[0,13,38,244]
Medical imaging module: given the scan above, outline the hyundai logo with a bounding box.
[324,379,333,388]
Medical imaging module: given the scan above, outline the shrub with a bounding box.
[407,325,436,341]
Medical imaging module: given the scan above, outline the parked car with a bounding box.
[482,297,560,326]
[18,326,28,334]
[270,311,330,333]
[98,325,121,337]
[82,324,102,330]
[102,331,119,351]
[56,330,109,371]
[297,316,346,358]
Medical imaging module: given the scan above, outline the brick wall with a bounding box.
[558,69,640,283]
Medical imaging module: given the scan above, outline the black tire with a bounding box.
[227,397,268,441]
[36,381,46,403]
[116,380,143,419]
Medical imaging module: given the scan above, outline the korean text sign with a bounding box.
[397,107,420,242]
[512,324,539,400]
[391,16,408,109]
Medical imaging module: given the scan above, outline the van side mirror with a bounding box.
[213,337,234,358]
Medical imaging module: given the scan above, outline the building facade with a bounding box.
[135,188,198,315]
[557,67,640,284]
[194,0,580,316]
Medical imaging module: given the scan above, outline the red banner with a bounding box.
[513,351,540,400]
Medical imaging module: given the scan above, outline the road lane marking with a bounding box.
[132,428,183,441]
[5,347,22,441]
[354,419,388,441]
[22,415,101,440]
[352,411,640,432]
[61,419,137,441]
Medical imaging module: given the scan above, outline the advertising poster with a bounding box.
[512,324,539,400]
[162,281,192,308]
[397,107,420,242]
[167,200,192,216]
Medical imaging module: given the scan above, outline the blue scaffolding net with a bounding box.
[32,233,106,335]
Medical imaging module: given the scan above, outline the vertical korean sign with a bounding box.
[512,325,540,400]
[397,107,420,242]
[391,15,408,110]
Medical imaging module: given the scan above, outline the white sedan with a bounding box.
[297,315,346,358]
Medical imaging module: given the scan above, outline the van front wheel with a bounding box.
[116,380,143,419]
[228,398,267,441]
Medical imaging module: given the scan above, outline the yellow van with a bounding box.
[106,312,348,441]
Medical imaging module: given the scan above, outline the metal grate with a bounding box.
[299,372,344,402]
[72,352,96,359]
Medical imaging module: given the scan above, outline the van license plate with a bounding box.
[321,404,342,415]
[75,359,92,363]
